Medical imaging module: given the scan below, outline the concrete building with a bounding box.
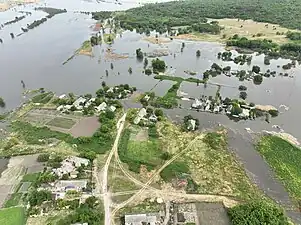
[109,105,116,112]
[54,180,88,192]
[85,98,96,108]
[125,213,161,225]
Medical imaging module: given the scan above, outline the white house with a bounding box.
[85,98,96,108]
[95,102,107,112]
[73,97,86,110]
[192,99,202,109]
[109,105,116,112]
[134,108,147,124]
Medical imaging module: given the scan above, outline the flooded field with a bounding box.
[0,0,301,142]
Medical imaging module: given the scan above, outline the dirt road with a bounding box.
[101,113,127,225]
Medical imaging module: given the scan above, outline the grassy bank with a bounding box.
[154,75,204,84]
[256,135,301,200]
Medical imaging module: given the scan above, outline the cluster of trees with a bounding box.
[191,22,221,34]
[286,31,301,41]
[90,35,101,46]
[227,36,277,51]
[136,48,144,60]
[282,62,294,70]
[4,15,26,26]
[151,58,166,73]
[28,189,52,207]
[218,51,252,65]
[96,83,136,100]
[228,201,289,225]
[91,11,112,21]
[57,197,104,225]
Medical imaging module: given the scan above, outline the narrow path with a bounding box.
[227,129,301,224]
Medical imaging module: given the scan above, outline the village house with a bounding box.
[84,98,96,108]
[95,102,107,112]
[191,99,203,109]
[187,119,196,131]
[125,213,162,225]
[73,97,86,110]
[52,156,89,178]
[134,108,147,124]
[149,114,158,122]
[109,105,116,112]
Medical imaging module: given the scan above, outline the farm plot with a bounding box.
[46,117,76,129]
[69,116,100,137]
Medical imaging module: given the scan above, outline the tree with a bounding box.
[79,151,96,161]
[105,70,109,77]
[196,50,201,57]
[128,67,132,74]
[145,68,152,75]
[144,58,148,68]
[146,107,153,114]
[229,201,289,225]
[28,190,52,206]
[252,65,261,73]
[0,97,5,108]
[101,81,106,87]
[239,91,247,100]
[37,153,50,162]
[231,103,242,115]
[154,109,164,117]
[253,75,263,85]
[269,109,279,117]
[152,58,166,73]
[62,173,69,180]
[249,102,255,107]
[136,48,144,60]
[110,63,114,70]
[182,42,185,48]
[238,85,247,91]
[223,97,232,105]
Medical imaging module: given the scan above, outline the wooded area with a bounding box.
[109,0,301,32]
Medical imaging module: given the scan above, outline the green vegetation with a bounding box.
[46,117,76,129]
[22,172,41,182]
[11,113,114,154]
[256,136,301,200]
[0,97,5,107]
[4,193,23,208]
[56,197,104,225]
[154,75,204,84]
[119,127,164,173]
[28,190,52,206]
[31,92,54,104]
[154,82,180,109]
[228,201,289,225]
[103,33,116,44]
[109,0,301,35]
[203,132,227,150]
[286,31,301,41]
[227,36,278,51]
[160,161,190,182]
[0,207,25,225]
[151,58,166,73]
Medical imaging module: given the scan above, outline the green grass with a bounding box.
[22,172,41,182]
[119,128,163,173]
[31,92,54,104]
[46,117,76,129]
[0,207,26,225]
[256,135,301,200]
[154,75,204,84]
[154,82,181,109]
[11,121,113,154]
[160,161,190,182]
[4,193,23,208]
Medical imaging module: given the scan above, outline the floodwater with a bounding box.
[1,0,301,222]
[0,0,301,141]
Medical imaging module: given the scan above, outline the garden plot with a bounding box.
[129,126,149,142]
[70,116,100,137]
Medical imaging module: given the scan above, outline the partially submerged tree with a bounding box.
[196,50,201,57]
[0,97,5,108]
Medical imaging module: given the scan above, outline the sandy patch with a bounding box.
[0,0,39,11]
[105,48,128,60]
[255,105,277,111]
[144,36,171,44]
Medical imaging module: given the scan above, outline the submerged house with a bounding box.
[95,102,107,112]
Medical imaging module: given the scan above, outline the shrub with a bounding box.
[228,201,289,225]
[37,153,50,162]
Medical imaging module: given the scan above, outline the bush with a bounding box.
[228,201,289,225]
[268,109,279,117]
[28,190,52,206]
[37,153,50,162]
[253,75,263,85]
[0,97,5,107]
[238,85,247,91]
[145,68,152,75]
[152,58,166,73]
[239,91,247,100]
